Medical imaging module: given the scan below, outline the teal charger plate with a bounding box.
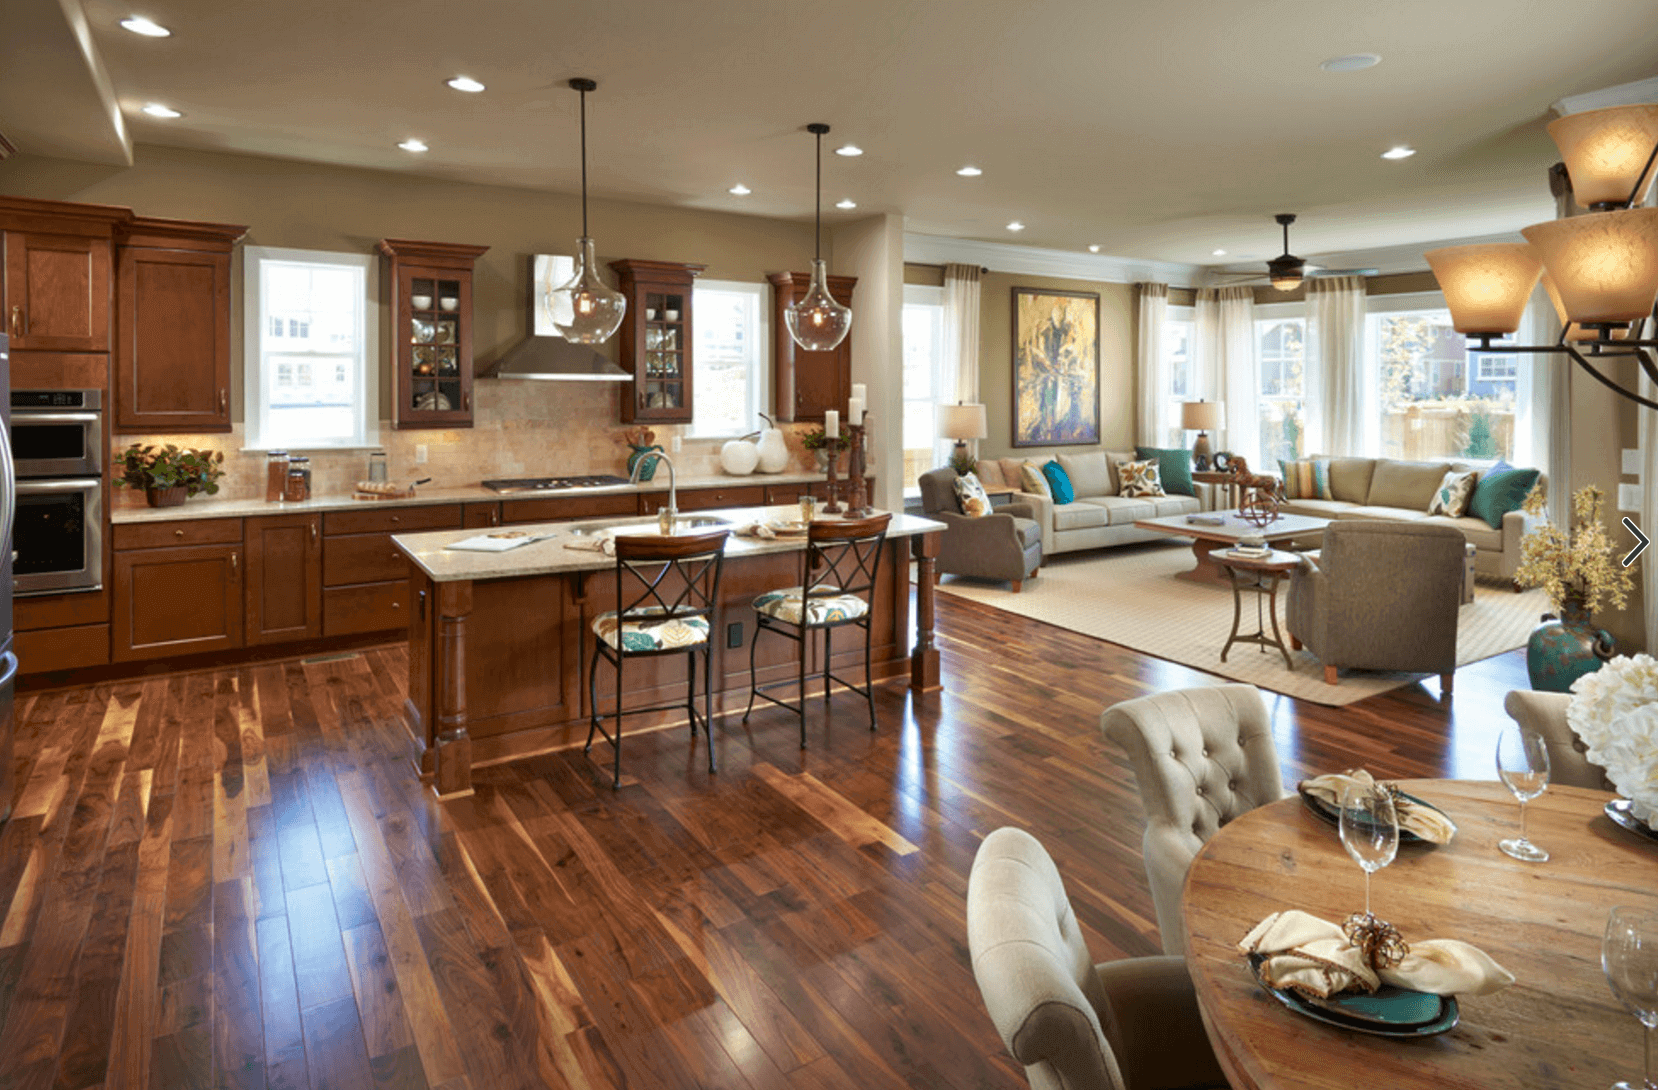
[1248,954,1459,1037]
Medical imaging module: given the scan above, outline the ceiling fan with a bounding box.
[1214,213,1378,289]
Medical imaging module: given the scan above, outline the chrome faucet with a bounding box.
[630,450,676,528]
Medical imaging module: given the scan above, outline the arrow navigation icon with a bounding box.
[1623,517,1650,568]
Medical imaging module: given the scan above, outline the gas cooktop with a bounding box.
[481,475,631,494]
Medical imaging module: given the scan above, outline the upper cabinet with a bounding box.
[768,271,856,422]
[610,259,705,424]
[378,238,490,430]
[115,216,247,433]
[0,196,131,353]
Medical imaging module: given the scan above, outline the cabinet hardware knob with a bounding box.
[174,528,184,537]
[8,306,20,339]
[392,601,400,609]
[231,552,238,573]
[463,391,469,411]
[391,516,399,523]
[311,522,318,543]
[219,390,227,414]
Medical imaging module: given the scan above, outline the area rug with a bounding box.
[933,542,1549,707]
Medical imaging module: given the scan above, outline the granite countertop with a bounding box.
[392,505,943,583]
[108,471,840,524]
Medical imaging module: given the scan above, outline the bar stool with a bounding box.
[744,513,891,743]
[586,529,728,789]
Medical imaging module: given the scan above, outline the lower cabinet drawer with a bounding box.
[324,533,410,587]
[324,580,410,636]
[16,623,110,674]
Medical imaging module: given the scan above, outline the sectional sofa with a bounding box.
[973,450,1206,557]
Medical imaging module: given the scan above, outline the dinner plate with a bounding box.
[414,391,453,412]
[1247,954,1459,1037]
[1297,785,1451,845]
[767,520,810,536]
[1605,799,1658,843]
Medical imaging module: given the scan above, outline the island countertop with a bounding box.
[392,505,944,583]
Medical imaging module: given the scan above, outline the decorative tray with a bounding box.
[1248,954,1459,1037]
[1606,799,1658,844]
[1297,785,1453,846]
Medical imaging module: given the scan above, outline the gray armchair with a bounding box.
[919,467,1043,592]
[1286,520,1463,691]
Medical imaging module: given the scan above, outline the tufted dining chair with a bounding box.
[1502,689,1612,791]
[967,827,1227,1090]
[1100,684,1285,956]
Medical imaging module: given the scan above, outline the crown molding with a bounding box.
[1553,76,1658,117]
[902,232,1204,287]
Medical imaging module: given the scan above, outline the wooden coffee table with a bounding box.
[1133,510,1330,585]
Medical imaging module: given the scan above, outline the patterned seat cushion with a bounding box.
[591,607,710,651]
[753,586,870,626]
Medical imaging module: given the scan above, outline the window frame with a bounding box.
[687,278,770,440]
[242,245,379,452]
[1252,302,1307,464]
[901,283,949,496]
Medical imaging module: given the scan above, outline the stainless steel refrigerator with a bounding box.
[0,333,15,822]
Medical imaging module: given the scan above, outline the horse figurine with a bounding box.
[1221,456,1282,527]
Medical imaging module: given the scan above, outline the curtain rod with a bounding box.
[903,261,991,273]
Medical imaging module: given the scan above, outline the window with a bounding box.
[689,280,767,438]
[244,246,377,449]
[1366,300,1515,462]
[1161,308,1195,445]
[902,285,947,493]
[1255,316,1306,464]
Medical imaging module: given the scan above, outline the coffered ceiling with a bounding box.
[8,0,1658,269]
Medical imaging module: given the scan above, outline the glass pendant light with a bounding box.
[549,78,626,344]
[786,123,853,351]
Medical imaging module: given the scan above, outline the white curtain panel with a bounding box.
[1135,282,1170,446]
[1197,286,1259,464]
[1306,276,1367,457]
[943,263,982,464]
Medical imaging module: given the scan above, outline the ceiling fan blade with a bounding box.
[1305,267,1380,278]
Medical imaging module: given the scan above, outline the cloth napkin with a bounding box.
[1239,910,1514,998]
[562,535,616,555]
[1299,769,1457,844]
[734,522,778,539]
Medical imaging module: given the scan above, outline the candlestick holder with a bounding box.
[848,418,871,516]
[823,437,843,514]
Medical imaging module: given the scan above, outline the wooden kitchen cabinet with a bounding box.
[378,238,489,430]
[322,503,462,637]
[245,512,323,645]
[2,230,112,352]
[112,542,243,662]
[115,216,246,432]
[768,270,856,422]
[640,484,768,514]
[611,259,705,424]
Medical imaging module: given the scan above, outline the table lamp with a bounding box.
[1181,401,1224,470]
[938,402,988,475]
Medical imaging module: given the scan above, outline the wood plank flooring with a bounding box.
[0,592,1531,1090]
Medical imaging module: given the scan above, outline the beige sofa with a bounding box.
[975,451,1206,557]
[1275,456,1542,583]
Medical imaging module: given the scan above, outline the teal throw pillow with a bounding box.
[1135,446,1194,496]
[1042,460,1075,504]
[1468,466,1540,529]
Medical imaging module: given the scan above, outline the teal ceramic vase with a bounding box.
[627,444,664,481]
[1526,599,1615,692]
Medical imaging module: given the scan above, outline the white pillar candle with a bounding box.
[848,397,865,426]
[824,410,839,439]
[850,382,867,403]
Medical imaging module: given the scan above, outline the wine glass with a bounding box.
[1603,906,1658,1090]
[1496,724,1551,862]
[1339,783,1399,919]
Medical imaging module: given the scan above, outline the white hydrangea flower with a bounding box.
[1568,655,1658,824]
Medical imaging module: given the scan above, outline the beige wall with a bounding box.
[834,215,906,511]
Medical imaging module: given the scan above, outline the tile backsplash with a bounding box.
[112,379,822,505]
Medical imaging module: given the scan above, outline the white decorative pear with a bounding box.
[755,416,789,474]
[720,437,759,476]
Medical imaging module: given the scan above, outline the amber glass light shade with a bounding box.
[1546,104,1658,208]
[1521,208,1658,324]
[1424,243,1543,334]
[1541,272,1632,342]
[785,259,853,351]
[549,237,626,344]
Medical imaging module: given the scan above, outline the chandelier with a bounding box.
[548,77,627,345]
[1426,104,1658,409]
[785,123,853,351]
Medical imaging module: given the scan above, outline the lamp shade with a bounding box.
[1546,104,1658,209]
[1520,207,1658,324]
[1541,271,1632,342]
[938,402,987,441]
[1180,400,1223,431]
[1424,243,1543,335]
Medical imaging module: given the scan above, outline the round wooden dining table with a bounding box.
[1180,779,1658,1090]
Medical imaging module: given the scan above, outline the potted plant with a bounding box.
[800,427,850,471]
[115,443,226,508]
[1515,484,1632,691]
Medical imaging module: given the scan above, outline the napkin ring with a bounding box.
[1342,911,1409,970]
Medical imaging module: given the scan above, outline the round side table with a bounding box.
[1210,548,1302,668]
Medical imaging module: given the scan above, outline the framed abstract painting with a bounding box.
[1011,287,1100,447]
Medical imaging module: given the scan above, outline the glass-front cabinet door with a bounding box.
[377,239,489,430]
[611,259,705,424]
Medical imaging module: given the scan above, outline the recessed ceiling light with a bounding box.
[957,165,983,177]
[728,183,751,196]
[1320,53,1381,72]
[120,15,171,37]
[1088,245,1101,253]
[140,103,181,118]
[1381,145,1416,160]
[835,199,857,210]
[397,138,428,152]
[446,76,485,93]
[1006,221,1025,232]
[1212,248,1228,256]
[835,145,863,157]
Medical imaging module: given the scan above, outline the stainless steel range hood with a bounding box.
[483,252,632,381]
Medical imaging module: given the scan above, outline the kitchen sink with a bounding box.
[566,515,732,537]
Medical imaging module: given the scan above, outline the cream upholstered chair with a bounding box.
[1503,689,1612,790]
[967,827,1227,1090]
[1100,684,1284,956]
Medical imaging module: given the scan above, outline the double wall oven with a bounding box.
[11,389,102,596]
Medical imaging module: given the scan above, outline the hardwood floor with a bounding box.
[0,593,1530,1090]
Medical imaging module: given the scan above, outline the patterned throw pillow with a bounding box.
[1118,459,1165,498]
[1428,469,1479,517]
[1042,461,1076,504]
[1279,458,1334,500]
[953,472,992,518]
[1019,460,1052,499]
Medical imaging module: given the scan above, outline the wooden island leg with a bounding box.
[432,580,475,799]
[911,533,941,691]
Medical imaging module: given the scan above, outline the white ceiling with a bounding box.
[10,0,1658,269]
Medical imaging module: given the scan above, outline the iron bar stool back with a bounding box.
[586,529,728,788]
[744,513,891,743]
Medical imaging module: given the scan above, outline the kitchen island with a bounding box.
[393,505,944,796]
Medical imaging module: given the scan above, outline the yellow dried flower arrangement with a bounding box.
[1514,484,1633,619]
